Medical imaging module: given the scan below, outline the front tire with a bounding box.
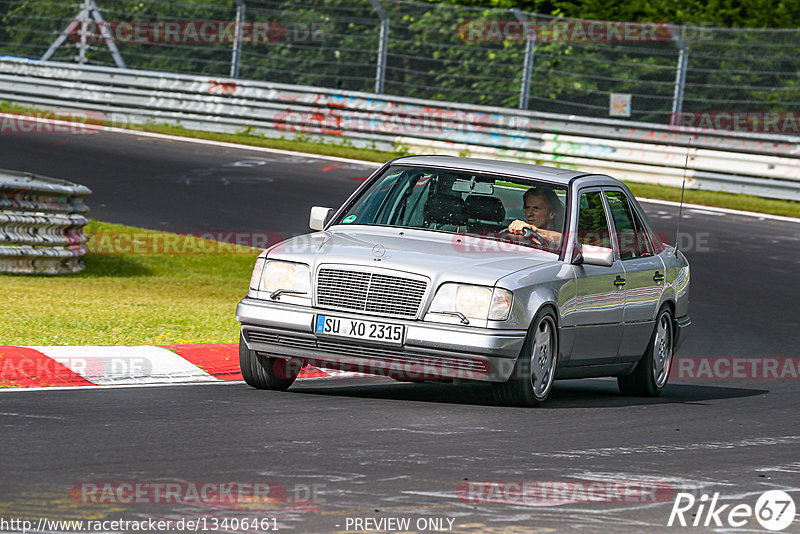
[239,332,300,390]
[493,310,558,407]
[618,305,674,396]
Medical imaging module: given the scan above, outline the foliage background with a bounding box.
[0,0,797,122]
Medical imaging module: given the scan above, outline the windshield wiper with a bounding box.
[428,311,470,325]
[270,289,308,301]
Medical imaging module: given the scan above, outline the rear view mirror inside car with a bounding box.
[453,177,494,195]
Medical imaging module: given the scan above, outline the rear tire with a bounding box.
[239,332,300,390]
[618,305,673,396]
[493,310,558,407]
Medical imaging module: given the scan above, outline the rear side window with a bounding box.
[604,190,638,260]
[630,202,665,253]
[605,190,654,259]
[629,204,655,257]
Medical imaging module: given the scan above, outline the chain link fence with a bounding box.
[1,0,799,126]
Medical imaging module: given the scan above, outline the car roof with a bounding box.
[391,155,607,186]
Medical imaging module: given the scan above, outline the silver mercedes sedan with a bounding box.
[236,156,690,406]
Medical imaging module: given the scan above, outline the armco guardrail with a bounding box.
[0,57,798,201]
[0,169,91,274]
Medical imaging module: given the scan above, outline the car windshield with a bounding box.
[333,165,568,253]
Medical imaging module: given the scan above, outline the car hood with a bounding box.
[266,225,558,287]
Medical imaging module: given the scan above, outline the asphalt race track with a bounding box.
[1,129,799,533]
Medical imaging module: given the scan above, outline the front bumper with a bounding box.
[674,314,690,352]
[236,298,527,382]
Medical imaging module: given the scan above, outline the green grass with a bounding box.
[0,221,257,346]
[2,102,798,218]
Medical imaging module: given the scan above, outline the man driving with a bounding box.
[507,187,564,250]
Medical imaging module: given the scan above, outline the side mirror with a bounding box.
[572,244,614,267]
[309,206,334,231]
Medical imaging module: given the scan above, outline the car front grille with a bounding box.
[316,267,427,318]
[245,330,489,375]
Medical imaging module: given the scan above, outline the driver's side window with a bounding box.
[577,191,612,249]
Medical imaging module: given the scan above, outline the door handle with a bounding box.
[614,275,626,287]
[653,271,665,283]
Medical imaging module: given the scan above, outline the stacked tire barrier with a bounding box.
[0,57,799,201]
[0,169,91,274]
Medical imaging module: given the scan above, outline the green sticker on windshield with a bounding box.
[342,215,357,224]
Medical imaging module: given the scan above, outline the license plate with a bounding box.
[314,315,404,345]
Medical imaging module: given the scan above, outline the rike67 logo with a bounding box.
[668,490,796,531]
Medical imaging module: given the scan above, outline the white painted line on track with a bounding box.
[0,412,67,420]
[528,435,800,459]
[3,113,382,167]
[638,198,800,224]
[102,124,384,167]
[0,372,370,392]
[688,208,726,216]
[0,380,245,393]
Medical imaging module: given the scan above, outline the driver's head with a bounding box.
[523,187,560,230]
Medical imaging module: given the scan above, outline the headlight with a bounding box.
[258,260,311,297]
[428,283,513,322]
[455,285,492,319]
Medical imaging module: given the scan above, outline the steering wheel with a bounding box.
[499,226,546,246]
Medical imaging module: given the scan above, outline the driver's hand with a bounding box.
[508,220,535,234]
